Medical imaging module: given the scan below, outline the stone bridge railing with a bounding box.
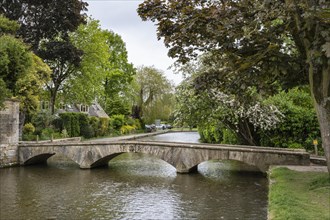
[18,141,310,173]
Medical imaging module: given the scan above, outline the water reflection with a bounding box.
[0,152,268,220]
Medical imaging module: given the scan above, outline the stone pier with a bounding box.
[0,100,19,167]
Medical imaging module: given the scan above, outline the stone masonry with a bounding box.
[19,141,310,173]
[0,100,19,167]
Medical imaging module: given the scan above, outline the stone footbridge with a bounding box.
[18,141,310,173]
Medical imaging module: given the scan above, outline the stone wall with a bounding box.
[0,100,19,167]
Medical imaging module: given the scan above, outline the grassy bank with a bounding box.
[268,167,330,220]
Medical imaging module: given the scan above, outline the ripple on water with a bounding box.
[0,145,268,220]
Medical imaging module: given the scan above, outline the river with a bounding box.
[0,132,268,220]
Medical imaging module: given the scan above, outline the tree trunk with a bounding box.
[314,101,330,172]
[310,64,330,173]
[50,90,56,115]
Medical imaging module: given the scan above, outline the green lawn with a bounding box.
[268,167,330,220]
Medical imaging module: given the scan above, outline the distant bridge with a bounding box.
[18,140,310,173]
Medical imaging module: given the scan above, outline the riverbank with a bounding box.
[268,166,329,220]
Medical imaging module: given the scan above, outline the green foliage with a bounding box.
[110,114,125,130]
[0,79,10,109]
[104,30,135,98]
[59,113,81,137]
[89,116,100,137]
[198,123,223,144]
[41,127,56,140]
[198,123,240,145]
[127,118,142,130]
[222,129,239,145]
[0,16,51,111]
[16,54,51,113]
[78,114,94,139]
[131,66,175,123]
[0,15,19,35]
[120,125,135,135]
[105,94,131,116]
[174,78,199,129]
[23,123,35,134]
[98,117,109,137]
[260,87,321,152]
[32,111,56,135]
[0,0,88,52]
[66,19,110,104]
[138,0,330,169]
[0,35,32,94]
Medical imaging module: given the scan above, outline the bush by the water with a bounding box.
[22,111,143,141]
[197,87,321,152]
[260,87,321,152]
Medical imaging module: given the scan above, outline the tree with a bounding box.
[63,19,111,104]
[0,35,50,111]
[131,66,174,123]
[175,71,283,145]
[102,29,135,116]
[0,15,50,133]
[138,0,330,172]
[173,78,200,130]
[0,0,88,52]
[50,19,134,114]
[261,87,321,151]
[1,0,88,113]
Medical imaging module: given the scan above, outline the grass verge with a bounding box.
[268,167,329,220]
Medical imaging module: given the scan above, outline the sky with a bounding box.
[85,0,183,85]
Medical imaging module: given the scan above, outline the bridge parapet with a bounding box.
[18,141,310,173]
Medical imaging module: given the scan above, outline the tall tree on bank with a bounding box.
[0,15,50,134]
[138,0,330,172]
[62,19,110,105]
[102,29,136,116]
[131,66,174,123]
[0,0,88,52]
[0,0,88,113]
[67,19,135,114]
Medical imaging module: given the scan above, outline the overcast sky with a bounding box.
[85,0,183,85]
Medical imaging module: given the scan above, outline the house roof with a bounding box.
[88,103,109,118]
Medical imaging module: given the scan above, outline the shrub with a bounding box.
[61,129,69,138]
[32,111,55,135]
[23,123,35,134]
[260,87,321,152]
[110,114,125,130]
[98,117,109,136]
[120,125,136,134]
[79,114,94,138]
[133,119,142,130]
[89,116,100,136]
[222,128,239,145]
[59,113,81,137]
[52,116,63,132]
[198,122,223,143]
[40,127,55,140]
[22,133,37,141]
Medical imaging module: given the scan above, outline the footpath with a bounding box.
[271,165,328,173]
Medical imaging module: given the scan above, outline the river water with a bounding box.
[0,132,268,220]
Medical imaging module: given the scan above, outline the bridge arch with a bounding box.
[89,151,177,170]
[193,159,262,173]
[24,153,55,165]
[171,149,266,173]
[19,146,89,168]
